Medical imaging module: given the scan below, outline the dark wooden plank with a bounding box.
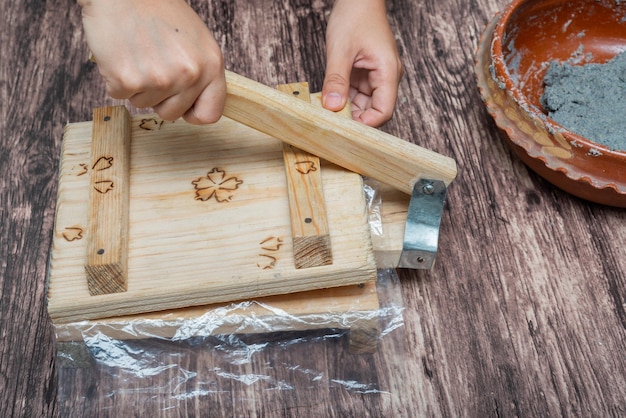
[386,0,626,416]
[0,2,98,418]
[1,0,625,417]
[388,2,626,416]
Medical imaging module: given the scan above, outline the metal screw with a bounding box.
[422,183,435,195]
[416,256,425,263]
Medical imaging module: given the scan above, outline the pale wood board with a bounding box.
[50,179,406,342]
[48,113,378,323]
[50,94,399,351]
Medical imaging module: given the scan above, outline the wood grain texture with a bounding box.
[224,70,458,194]
[277,83,333,269]
[2,0,625,417]
[53,280,380,342]
[84,106,131,295]
[48,113,377,323]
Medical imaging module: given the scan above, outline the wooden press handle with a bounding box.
[223,70,457,195]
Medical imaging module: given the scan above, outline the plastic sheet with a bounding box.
[54,182,406,413]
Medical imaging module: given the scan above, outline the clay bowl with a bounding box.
[476,0,626,207]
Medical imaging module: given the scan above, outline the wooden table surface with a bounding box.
[2,0,625,416]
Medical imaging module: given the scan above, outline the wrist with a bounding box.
[330,0,388,26]
[333,0,386,12]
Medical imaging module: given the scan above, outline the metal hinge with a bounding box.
[398,179,448,269]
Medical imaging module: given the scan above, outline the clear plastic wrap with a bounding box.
[54,181,406,413]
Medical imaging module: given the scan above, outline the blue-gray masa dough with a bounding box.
[540,51,626,152]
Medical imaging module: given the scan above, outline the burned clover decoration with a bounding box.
[192,168,243,202]
[257,236,284,269]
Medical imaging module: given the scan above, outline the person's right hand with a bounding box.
[321,0,403,127]
[79,0,226,124]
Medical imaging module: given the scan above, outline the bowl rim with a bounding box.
[490,0,626,160]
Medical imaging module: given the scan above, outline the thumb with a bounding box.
[322,53,352,112]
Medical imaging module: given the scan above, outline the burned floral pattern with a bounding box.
[192,168,243,202]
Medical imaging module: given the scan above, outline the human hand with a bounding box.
[78,0,225,124]
[322,0,403,127]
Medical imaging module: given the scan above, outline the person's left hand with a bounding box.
[322,0,403,127]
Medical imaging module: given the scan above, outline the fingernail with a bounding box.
[325,92,342,109]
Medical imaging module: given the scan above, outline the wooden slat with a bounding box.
[84,106,131,295]
[277,82,332,269]
[224,70,458,195]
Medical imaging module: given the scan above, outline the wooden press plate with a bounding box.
[53,280,380,342]
[48,112,378,323]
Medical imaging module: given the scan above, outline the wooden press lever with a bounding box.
[224,71,457,194]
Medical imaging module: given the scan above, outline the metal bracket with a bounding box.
[398,179,448,269]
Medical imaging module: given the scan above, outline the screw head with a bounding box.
[422,183,435,195]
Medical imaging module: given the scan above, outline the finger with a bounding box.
[151,92,194,121]
[322,50,353,111]
[129,63,203,113]
[128,88,173,109]
[182,71,227,125]
[103,70,173,106]
[102,72,142,101]
[354,108,386,127]
[351,84,398,127]
[97,54,161,102]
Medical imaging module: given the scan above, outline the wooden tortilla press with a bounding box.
[47,71,456,326]
[223,71,458,269]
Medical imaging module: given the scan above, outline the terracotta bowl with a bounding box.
[475,0,626,207]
